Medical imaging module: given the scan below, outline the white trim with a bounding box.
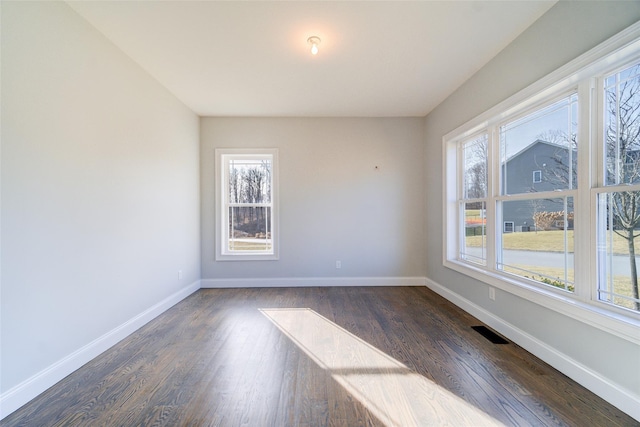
[533,170,542,183]
[215,148,279,261]
[0,281,201,420]
[425,277,640,422]
[201,276,426,289]
[444,259,640,345]
[443,22,640,331]
[443,22,640,144]
[3,277,637,422]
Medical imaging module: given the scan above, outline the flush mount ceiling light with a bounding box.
[307,36,321,55]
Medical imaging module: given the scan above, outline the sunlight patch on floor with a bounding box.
[260,308,505,427]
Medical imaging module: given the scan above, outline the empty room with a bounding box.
[2,1,639,425]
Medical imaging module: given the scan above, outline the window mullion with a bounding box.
[222,154,231,254]
[486,125,498,273]
[444,26,640,325]
[457,142,465,259]
[574,78,596,302]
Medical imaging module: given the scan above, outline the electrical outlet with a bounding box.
[178,270,183,280]
[489,287,496,301]
[336,260,341,269]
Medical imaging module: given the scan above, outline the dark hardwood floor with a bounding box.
[2,287,637,426]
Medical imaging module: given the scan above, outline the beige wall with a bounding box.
[200,117,426,282]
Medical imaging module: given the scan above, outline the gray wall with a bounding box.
[425,0,640,408]
[201,117,426,281]
[3,0,639,420]
[1,1,200,394]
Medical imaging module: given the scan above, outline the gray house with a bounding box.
[501,139,575,232]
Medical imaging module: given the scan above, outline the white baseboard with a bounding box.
[424,277,640,422]
[200,276,426,288]
[5,277,636,422]
[0,280,201,421]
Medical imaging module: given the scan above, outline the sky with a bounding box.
[501,94,578,160]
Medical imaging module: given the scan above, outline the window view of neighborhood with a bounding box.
[598,63,640,310]
[462,134,487,266]
[463,95,577,293]
[457,60,640,312]
[498,94,577,292]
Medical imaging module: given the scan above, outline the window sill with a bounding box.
[216,254,279,262]
[444,259,640,345]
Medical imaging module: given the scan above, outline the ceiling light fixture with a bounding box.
[307,36,321,55]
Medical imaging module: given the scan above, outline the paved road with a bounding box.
[465,247,638,275]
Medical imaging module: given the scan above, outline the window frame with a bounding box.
[215,148,279,261]
[443,22,640,345]
[533,170,542,183]
[503,221,514,233]
[459,132,489,266]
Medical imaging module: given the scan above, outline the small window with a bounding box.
[215,149,278,261]
[598,61,640,311]
[503,221,514,233]
[533,170,542,183]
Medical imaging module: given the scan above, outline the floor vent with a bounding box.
[472,326,509,344]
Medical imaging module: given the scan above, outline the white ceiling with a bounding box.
[67,1,556,117]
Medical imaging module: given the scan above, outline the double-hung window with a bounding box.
[497,93,578,292]
[460,133,488,266]
[444,23,640,332]
[216,149,278,261]
[596,62,640,311]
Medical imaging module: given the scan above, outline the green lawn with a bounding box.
[229,241,272,251]
[465,230,638,310]
[503,264,635,310]
[465,229,639,255]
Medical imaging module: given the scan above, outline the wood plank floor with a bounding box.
[1,287,637,426]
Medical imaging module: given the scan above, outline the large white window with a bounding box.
[444,23,640,340]
[215,149,278,261]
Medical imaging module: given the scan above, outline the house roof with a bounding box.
[504,139,570,163]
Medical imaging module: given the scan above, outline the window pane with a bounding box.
[229,159,272,203]
[461,201,486,265]
[533,170,542,183]
[499,198,574,292]
[597,192,640,311]
[604,62,640,186]
[228,206,272,252]
[501,94,578,195]
[463,134,487,199]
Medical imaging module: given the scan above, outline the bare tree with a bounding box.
[533,65,640,310]
[232,165,269,234]
[464,135,488,202]
[535,131,578,192]
[466,162,487,200]
[605,64,640,310]
[229,167,241,234]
